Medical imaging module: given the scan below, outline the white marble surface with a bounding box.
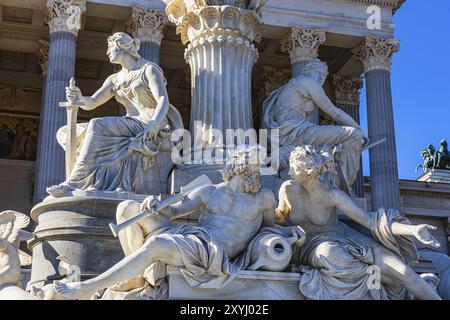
[166,266,304,300]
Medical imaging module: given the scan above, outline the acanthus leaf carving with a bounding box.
[331,74,363,107]
[127,8,168,45]
[356,36,400,73]
[45,0,86,35]
[280,28,326,65]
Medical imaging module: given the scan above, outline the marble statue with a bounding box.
[47,32,183,197]
[275,145,442,300]
[0,211,34,300]
[263,59,368,186]
[52,146,296,300]
[420,251,450,300]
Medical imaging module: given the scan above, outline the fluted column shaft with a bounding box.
[281,28,326,124]
[166,5,263,146]
[186,34,258,144]
[33,40,50,204]
[128,8,167,64]
[365,70,400,210]
[34,0,84,203]
[358,37,400,210]
[139,42,161,64]
[35,33,77,203]
[332,74,364,198]
[338,103,364,197]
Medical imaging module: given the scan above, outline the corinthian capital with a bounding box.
[331,74,363,107]
[127,8,168,45]
[262,65,292,96]
[45,0,86,35]
[357,36,400,73]
[37,39,50,76]
[280,28,326,65]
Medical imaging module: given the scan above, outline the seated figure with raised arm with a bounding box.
[263,59,367,186]
[47,32,183,197]
[53,146,277,300]
[275,145,442,300]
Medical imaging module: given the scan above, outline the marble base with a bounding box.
[28,194,126,288]
[417,169,450,184]
[166,266,304,300]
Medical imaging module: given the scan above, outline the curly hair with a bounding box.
[289,145,335,178]
[222,145,262,194]
[107,32,141,59]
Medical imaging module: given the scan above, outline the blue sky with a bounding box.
[359,0,450,180]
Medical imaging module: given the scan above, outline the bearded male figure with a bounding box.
[276,146,442,300]
[54,146,276,300]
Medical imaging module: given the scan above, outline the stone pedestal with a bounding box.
[417,169,450,184]
[167,266,304,300]
[28,195,134,287]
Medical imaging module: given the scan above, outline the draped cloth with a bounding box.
[292,208,418,300]
[57,62,184,195]
[98,225,304,300]
[262,79,362,185]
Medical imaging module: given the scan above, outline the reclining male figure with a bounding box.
[55,146,276,300]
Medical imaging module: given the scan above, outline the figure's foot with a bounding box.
[53,281,97,300]
[46,184,74,197]
[110,276,145,292]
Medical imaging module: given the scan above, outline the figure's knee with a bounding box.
[312,241,351,266]
[116,200,140,223]
[88,117,106,131]
[377,254,416,286]
[347,127,363,142]
[142,235,178,263]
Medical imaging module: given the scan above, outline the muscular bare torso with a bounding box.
[199,185,274,258]
[281,180,339,235]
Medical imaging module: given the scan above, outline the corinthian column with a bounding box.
[33,40,50,204]
[165,1,265,146]
[34,0,85,203]
[331,74,364,198]
[128,8,167,64]
[357,36,400,211]
[281,28,326,124]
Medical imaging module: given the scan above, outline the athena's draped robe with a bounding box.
[57,62,183,195]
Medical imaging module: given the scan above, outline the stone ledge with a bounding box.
[166,266,304,300]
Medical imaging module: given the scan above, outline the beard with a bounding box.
[238,172,261,194]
